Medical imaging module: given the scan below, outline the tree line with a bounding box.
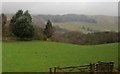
[52,31,120,45]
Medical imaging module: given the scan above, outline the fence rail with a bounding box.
[49,61,115,74]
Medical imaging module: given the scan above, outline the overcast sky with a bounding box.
[2,2,118,16]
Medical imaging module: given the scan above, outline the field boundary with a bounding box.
[49,61,117,74]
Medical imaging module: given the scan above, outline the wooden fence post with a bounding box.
[54,67,56,74]
[110,62,114,72]
[90,63,95,73]
[49,68,52,74]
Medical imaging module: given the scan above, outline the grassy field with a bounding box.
[2,41,118,72]
[0,41,1,73]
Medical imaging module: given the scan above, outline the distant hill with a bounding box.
[91,15,118,26]
[38,14,97,23]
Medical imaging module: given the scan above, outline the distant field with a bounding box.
[2,41,118,72]
[53,21,118,33]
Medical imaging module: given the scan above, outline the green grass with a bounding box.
[0,41,2,73]
[2,41,118,72]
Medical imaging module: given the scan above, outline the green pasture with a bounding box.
[2,41,118,72]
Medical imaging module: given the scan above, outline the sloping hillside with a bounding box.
[33,14,118,33]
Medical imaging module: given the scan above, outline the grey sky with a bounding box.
[2,2,118,16]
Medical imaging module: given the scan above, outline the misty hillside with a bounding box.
[91,15,118,26]
[36,14,117,33]
[38,14,97,23]
[2,14,118,34]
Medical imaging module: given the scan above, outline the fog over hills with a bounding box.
[2,2,117,16]
[2,2,118,33]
